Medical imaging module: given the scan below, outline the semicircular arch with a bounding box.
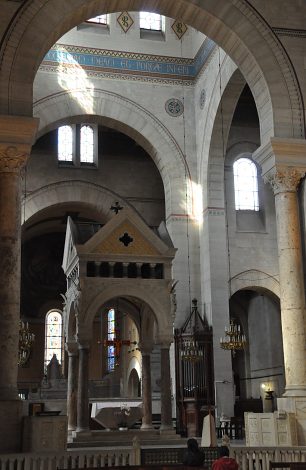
[0,0,304,142]
[230,269,280,299]
[33,89,188,218]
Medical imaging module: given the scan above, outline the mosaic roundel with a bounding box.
[165,98,184,117]
[200,89,206,109]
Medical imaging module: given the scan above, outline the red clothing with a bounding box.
[212,457,239,470]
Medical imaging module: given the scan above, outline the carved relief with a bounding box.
[265,168,305,194]
[0,146,28,172]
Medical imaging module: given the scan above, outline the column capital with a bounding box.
[138,341,153,354]
[253,137,306,193]
[265,168,305,194]
[0,116,39,173]
[65,342,78,355]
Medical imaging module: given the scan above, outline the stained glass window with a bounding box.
[86,15,108,25]
[58,125,73,161]
[233,158,259,211]
[139,12,162,31]
[80,125,94,163]
[107,308,115,372]
[44,311,63,371]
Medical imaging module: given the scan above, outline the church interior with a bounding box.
[0,0,306,465]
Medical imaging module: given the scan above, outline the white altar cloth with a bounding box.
[91,401,143,429]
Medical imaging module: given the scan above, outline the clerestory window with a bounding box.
[44,310,63,372]
[86,15,108,25]
[58,125,73,162]
[233,157,259,211]
[139,12,162,31]
[57,123,97,167]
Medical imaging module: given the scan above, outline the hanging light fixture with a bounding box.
[18,320,35,366]
[220,319,246,355]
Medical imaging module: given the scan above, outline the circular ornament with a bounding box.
[165,98,184,117]
[200,89,206,109]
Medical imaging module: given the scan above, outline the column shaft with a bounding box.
[67,351,78,431]
[0,170,21,400]
[77,346,90,432]
[275,190,306,394]
[141,353,153,429]
[160,346,172,430]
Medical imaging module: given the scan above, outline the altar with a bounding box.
[91,400,143,429]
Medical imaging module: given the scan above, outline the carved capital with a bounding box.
[265,168,305,194]
[0,145,28,173]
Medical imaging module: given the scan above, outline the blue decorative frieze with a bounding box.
[41,39,216,83]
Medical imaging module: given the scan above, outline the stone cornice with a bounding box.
[253,137,306,178]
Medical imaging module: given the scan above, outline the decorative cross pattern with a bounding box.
[119,232,133,246]
[117,11,134,33]
[171,19,188,39]
[111,201,123,214]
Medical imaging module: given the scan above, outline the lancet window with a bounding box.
[233,157,259,211]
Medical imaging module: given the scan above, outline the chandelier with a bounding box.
[220,319,246,355]
[18,320,35,366]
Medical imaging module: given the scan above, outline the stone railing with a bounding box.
[1,446,306,470]
[0,447,139,470]
[232,447,306,470]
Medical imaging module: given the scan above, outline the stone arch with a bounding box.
[230,269,280,299]
[22,180,138,225]
[32,89,188,218]
[0,0,304,142]
[82,285,172,343]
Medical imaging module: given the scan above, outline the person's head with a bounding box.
[187,438,199,452]
[219,446,230,458]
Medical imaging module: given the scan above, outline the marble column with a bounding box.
[141,349,153,429]
[160,343,173,430]
[66,344,78,431]
[76,343,90,433]
[267,168,306,395]
[0,116,38,452]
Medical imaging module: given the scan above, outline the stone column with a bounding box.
[66,343,78,432]
[0,116,38,452]
[160,342,173,431]
[76,342,90,433]
[140,346,153,429]
[254,138,306,398]
[267,168,306,394]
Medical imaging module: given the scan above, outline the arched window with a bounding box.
[233,157,259,211]
[107,308,116,372]
[58,125,73,162]
[139,12,162,31]
[80,125,94,163]
[44,311,63,371]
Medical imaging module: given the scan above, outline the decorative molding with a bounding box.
[117,12,134,33]
[165,98,184,117]
[171,19,188,40]
[40,40,215,85]
[273,27,306,38]
[199,89,206,109]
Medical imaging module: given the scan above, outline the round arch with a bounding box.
[230,269,280,299]
[22,180,138,225]
[81,285,172,342]
[32,89,188,218]
[0,0,304,142]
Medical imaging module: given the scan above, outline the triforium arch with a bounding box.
[0,0,304,142]
[32,90,189,218]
